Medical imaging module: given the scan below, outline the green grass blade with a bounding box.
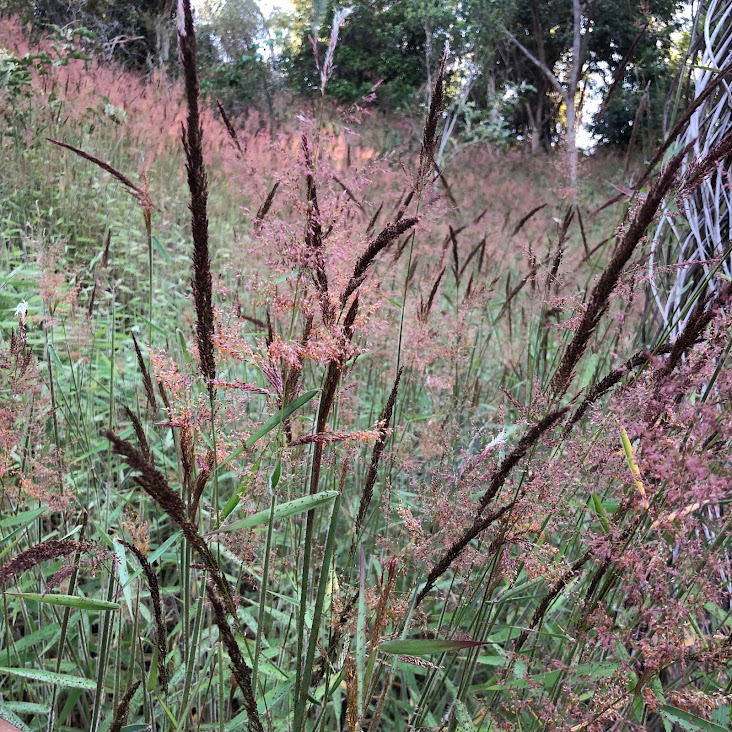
[10,593,119,611]
[0,666,97,690]
[208,490,338,533]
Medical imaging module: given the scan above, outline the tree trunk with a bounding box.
[566,96,578,185]
[526,94,544,155]
[503,0,590,185]
[531,122,541,155]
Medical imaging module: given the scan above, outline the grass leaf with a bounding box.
[0,667,97,690]
[208,490,338,533]
[10,593,119,611]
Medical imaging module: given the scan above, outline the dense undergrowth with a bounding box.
[1,12,731,732]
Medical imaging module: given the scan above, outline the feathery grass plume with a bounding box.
[206,580,263,732]
[678,129,732,198]
[178,0,216,386]
[319,6,354,95]
[418,49,447,191]
[563,346,671,433]
[103,430,234,612]
[333,174,366,214]
[477,408,569,517]
[550,145,691,398]
[515,512,638,654]
[0,540,91,585]
[290,430,361,446]
[132,334,158,411]
[120,541,168,693]
[414,407,567,606]
[512,548,594,654]
[340,218,419,304]
[109,681,141,732]
[414,502,518,608]
[351,368,403,553]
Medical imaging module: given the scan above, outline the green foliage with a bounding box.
[591,33,679,148]
[279,0,459,108]
[197,0,277,115]
[461,0,681,149]
[20,0,175,69]
[2,9,731,732]
[0,27,91,102]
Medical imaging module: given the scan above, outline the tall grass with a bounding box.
[1,11,731,732]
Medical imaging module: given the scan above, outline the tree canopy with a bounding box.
[2,0,687,154]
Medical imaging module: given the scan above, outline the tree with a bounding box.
[460,0,681,180]
[503,0,591,184]
[196,0,276,117]
[278,0,460,110]
[14,0,176,69]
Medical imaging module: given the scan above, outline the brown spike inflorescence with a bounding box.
[341,218,419,305]
[104,430,231,612]
[120,541,168,694]
[0,540,92,586]
[351,369,403,553]
[550,145,691,398]
[418,49,447,190]
[206,580,263,732]
[109,681,142,732]
[132,333,158,411]
[178,0,216,387]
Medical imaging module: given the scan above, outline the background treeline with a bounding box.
[3,0,688,151]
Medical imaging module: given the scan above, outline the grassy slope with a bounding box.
[1,20,731,732]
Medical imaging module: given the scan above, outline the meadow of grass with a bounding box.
[1,11,731,732]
